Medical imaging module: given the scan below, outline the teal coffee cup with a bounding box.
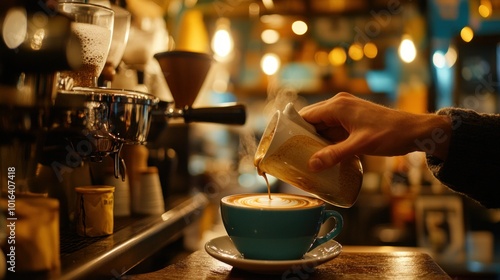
[220,193,343,260]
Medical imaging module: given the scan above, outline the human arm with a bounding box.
[298,92,452,170]
[299,92,500,208]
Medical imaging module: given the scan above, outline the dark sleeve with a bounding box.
[426,107,500,208]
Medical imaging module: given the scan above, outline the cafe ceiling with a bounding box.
[196,0,424,18]
[144,0,424,19]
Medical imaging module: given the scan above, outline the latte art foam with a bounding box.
[222,194,323,209]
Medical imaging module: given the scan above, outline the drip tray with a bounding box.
[60,217,135,257]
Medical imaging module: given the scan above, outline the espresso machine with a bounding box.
[45,1,244,205]
[45,1,245,178]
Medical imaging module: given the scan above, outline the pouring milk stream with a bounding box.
[254,103,363,208]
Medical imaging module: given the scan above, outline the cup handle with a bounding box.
[310,210,343,250]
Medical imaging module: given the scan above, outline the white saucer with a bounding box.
[204,236,342,274]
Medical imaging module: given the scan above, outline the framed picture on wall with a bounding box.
[415,195,465,264]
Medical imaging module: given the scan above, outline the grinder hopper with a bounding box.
[154,50,212,108]
[153,50,245,125]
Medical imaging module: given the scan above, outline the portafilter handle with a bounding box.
[158,102,246,125]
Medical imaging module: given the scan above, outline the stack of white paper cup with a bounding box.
[103,172,131,217]
[134,166,165,215]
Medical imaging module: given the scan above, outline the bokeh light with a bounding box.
[291,20,308,35]
[328,47,346,66]
[398,36,417,63]
[314,51,330,66]
[363,42,378,59]
[460,26,474,42]
[261,29,280,44]
[261,53,281,75]
[348,43,364,61]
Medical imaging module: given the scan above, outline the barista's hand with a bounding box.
[299,92,452,171]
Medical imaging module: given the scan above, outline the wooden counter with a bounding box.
[128,246,452,279]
